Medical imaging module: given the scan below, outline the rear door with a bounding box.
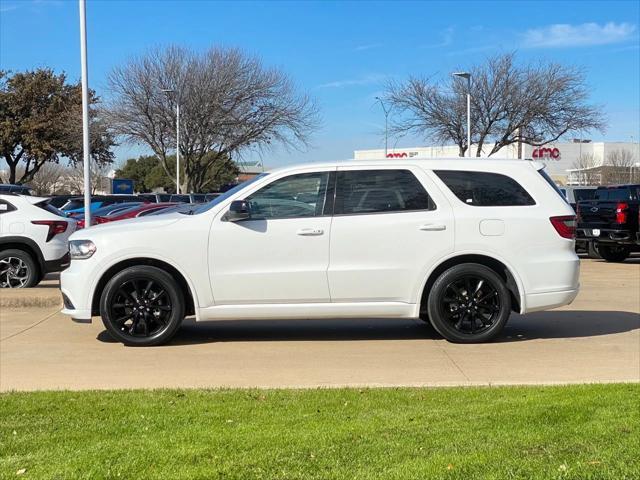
[327,166,454,304]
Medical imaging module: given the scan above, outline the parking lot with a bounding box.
[1,257,638,391]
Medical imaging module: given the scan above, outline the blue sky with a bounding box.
[1,0,639,168]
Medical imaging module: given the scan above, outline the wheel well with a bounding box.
[420,254,521,314]
[0,241,42,278]
[91,258,195,316]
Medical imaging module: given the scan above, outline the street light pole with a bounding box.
[452,72,472,157]
[375,96,390,158]
[161,89,180,194]
[78,0,91,228]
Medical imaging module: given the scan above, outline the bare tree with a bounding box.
[385,53,606,157]
[29,162,68,195]
[603,149,636,184]
[106,46,319,192]
[67,160,111,194]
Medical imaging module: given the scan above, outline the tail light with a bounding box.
[615,202,628,224]
[93,216,109,224]
[31,220,68,242]
[550,215,576,239]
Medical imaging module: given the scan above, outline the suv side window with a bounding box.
[246,171,330,219]
[334,169,434,215]
[0,200,16,214]
[435,170,535,206]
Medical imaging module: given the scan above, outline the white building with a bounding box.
[354,140,640,185]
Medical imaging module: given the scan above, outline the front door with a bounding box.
[210,169,334,305]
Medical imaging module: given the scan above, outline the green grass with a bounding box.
[1,384,639,479]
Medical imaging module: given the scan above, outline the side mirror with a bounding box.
[226,200,251,222]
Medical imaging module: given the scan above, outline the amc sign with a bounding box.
[386,151,419,159]
[532,147,561,160]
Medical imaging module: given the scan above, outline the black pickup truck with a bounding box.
[577,184,640,262]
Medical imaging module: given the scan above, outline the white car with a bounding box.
[0,194,77,288]
[61,159,579,345]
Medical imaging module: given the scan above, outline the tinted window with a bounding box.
[436,170,535,206]
[595,187,639,201]
[246,172,329,219]
[573,189,596,202]
[170,195,191,203]
[334,169,433,215]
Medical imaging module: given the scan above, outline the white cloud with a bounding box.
[523,22,637,48]
[318,74,387,89]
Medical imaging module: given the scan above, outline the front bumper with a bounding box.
[60,258,96,322]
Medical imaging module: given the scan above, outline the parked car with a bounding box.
[558,186,599,256]
[91,202,177,224]
[0,184,33,195]
[0,194,76,288]
[48,195,78,209]
[168,194,192,203]
[576,184,640,262]
[137,193,172,203]
[61,158,579,346]
[60,195,142,215]
[74,202,146,228]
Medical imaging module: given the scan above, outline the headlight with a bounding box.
[69,240,96,259]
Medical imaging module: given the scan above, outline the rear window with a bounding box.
[334,169,434,215]
[573,189,596,202]
[435,170,535,206]
[595,187,639,201]
[36,201,65,217]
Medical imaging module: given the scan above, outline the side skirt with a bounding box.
[197,302,417,321]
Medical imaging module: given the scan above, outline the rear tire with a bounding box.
[0,249,39,288]
[598,245,629,263]
[426,263,511,343]
[587,241,601,259]
[100,266,185,346]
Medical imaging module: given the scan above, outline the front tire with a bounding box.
[0,249,39,288]
[426,263,511,343]
[598,245,630,263]
[100,266,185,346]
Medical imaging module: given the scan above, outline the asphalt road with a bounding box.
[1,258,638,391]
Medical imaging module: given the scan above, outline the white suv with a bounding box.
[0,194,77,288]
[61,159,579,345]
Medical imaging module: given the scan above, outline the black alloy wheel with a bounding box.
[427,263,511,343]
[597,245,630,263]
[100,266,185,346]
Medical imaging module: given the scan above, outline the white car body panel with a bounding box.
[60,158,580,323]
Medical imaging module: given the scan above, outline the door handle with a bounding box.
[296,228,324,236]
[419,224,446,231]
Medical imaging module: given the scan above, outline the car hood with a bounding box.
[69,213,183,240]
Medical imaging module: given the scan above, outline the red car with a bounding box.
[91,202,178,225]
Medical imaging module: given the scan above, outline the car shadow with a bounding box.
[96,310,639,346]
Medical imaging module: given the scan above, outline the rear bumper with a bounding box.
[43,252,71,273]
[578,228,638,245]
[524,287,579,313]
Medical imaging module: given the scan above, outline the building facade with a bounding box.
[354,141,640,185]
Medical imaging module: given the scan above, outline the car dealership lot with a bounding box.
[0,258,638,391]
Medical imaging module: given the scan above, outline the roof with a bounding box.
[266,157,542,175]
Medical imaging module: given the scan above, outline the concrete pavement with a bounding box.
[1,259,638,391]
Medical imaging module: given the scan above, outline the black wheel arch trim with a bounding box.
[91,258,196,317]
[420,254,522,315]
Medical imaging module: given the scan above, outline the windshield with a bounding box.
[189,174,269,215]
